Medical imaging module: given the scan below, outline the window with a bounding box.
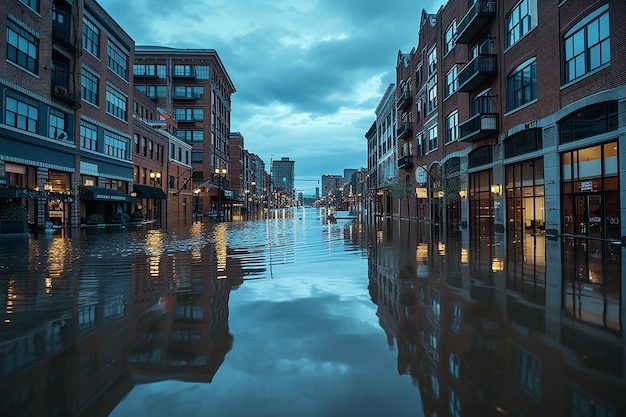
[506,0,537,48]
[134,134,140,154]
[6,19,39,74]
[417,134,424,156]
[49,108,69,141]
[5,95,38,133]
[20,0,39,12]
[174,86,205,99]
[80,122,98,151]
[105,84,127,120]
[175,108,204,121]
[107,39,128,80]
[173,65,195,77]
[191,151,203,163]
[81,68,99,106]
[559,101,618,144]
[446,111,458,144]
[428,124,438,152]
[104,131,128,159]
[136,85,166,99]
[563,4,610,84]
[507,58,537,111]
[133,64,166,78]
[445,66,458,97]
[82,17,99,58]
[472,89,493,115]
[195,65,210,80]
[428,47,437,76]
[445,21,457,54]
[427,75,438,113]
[177,129,204,142]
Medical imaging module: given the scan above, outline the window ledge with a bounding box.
[560,63,611,90]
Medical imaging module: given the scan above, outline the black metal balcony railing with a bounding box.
[396,91,411,110]
[459,113,498,142]
[52,85,81,108]
[173,93,204,101]
[398,155,414,170]
[396,122,412,140]
[458,54,497,92]
[456,0,496,44]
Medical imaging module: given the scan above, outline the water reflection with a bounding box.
[368,219,625,417]
[0,212,624,417]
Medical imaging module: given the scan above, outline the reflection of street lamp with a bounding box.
[194,188,200,220]
[215,168,227,217]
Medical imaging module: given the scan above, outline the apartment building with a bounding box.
[392,0,626,247]
[0,0,138,229]
[133,46,236,217]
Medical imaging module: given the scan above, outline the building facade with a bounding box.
[387,0,626,247]
[0,0,139,231]
[271,157,295,207]
[133,46,236,217]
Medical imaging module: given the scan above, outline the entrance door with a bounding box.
[572,194,603,238]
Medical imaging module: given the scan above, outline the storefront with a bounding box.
[468,146,494,239]
[561,141,620,240]
[505,158,545,237]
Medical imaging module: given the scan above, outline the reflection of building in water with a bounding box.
[366,221,625,417]
[0,237,134,417]
[128,237,235,383]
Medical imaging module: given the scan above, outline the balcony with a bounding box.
[396,122,412,140]
[398,155,413,170]
[173,93,204,101]
[458,54,497,92]
[459,113,498,143]
[52,85,81,108]
[456,0,496,44]
[396,91,411,110]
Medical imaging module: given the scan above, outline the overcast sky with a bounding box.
[99,0,446,193]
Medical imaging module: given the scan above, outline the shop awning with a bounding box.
[80,186,140,202]
[132,184,167,200]
[0,187,29,198]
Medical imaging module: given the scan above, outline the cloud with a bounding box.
[99,0,447,181]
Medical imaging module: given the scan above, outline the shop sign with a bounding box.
[415,187,428,199]
[580,181,593,192]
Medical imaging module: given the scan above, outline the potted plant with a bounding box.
[85,213,105,226]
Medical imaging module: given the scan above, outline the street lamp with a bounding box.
[149,171,161,220]
[215,167,227,218]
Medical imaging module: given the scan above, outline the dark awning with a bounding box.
[80,186,140,202]
[0,187,29,199]
[132,184,167,200]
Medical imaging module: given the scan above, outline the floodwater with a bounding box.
[0,207,624,417]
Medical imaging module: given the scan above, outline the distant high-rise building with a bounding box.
[271,157,295,198]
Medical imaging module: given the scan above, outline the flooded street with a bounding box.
[1,207,624,417]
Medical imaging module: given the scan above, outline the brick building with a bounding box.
[132,46,236,218]
[391,0,626,248]
[0,0,138,230]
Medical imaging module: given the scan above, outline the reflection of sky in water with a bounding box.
[111,212,424,417]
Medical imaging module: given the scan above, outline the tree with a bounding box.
[384,176,413,218]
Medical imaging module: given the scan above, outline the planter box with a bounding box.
[0,219,28,236]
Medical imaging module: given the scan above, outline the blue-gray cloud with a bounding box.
[99,0,446,180]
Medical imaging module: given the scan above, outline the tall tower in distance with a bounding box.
[271,157,295,206]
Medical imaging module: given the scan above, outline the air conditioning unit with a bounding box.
[54,85,68,96]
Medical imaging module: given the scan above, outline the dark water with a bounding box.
[0,207,624,417]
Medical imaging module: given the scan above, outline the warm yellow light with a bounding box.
[459,189,467,199]
[490,184,502,196]
[491,257,504,272]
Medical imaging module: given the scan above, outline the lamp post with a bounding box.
[250,181,256,216]
[149,171,161,220]
[215,168,227,218]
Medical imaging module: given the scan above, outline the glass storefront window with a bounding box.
[561,141,619,240]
